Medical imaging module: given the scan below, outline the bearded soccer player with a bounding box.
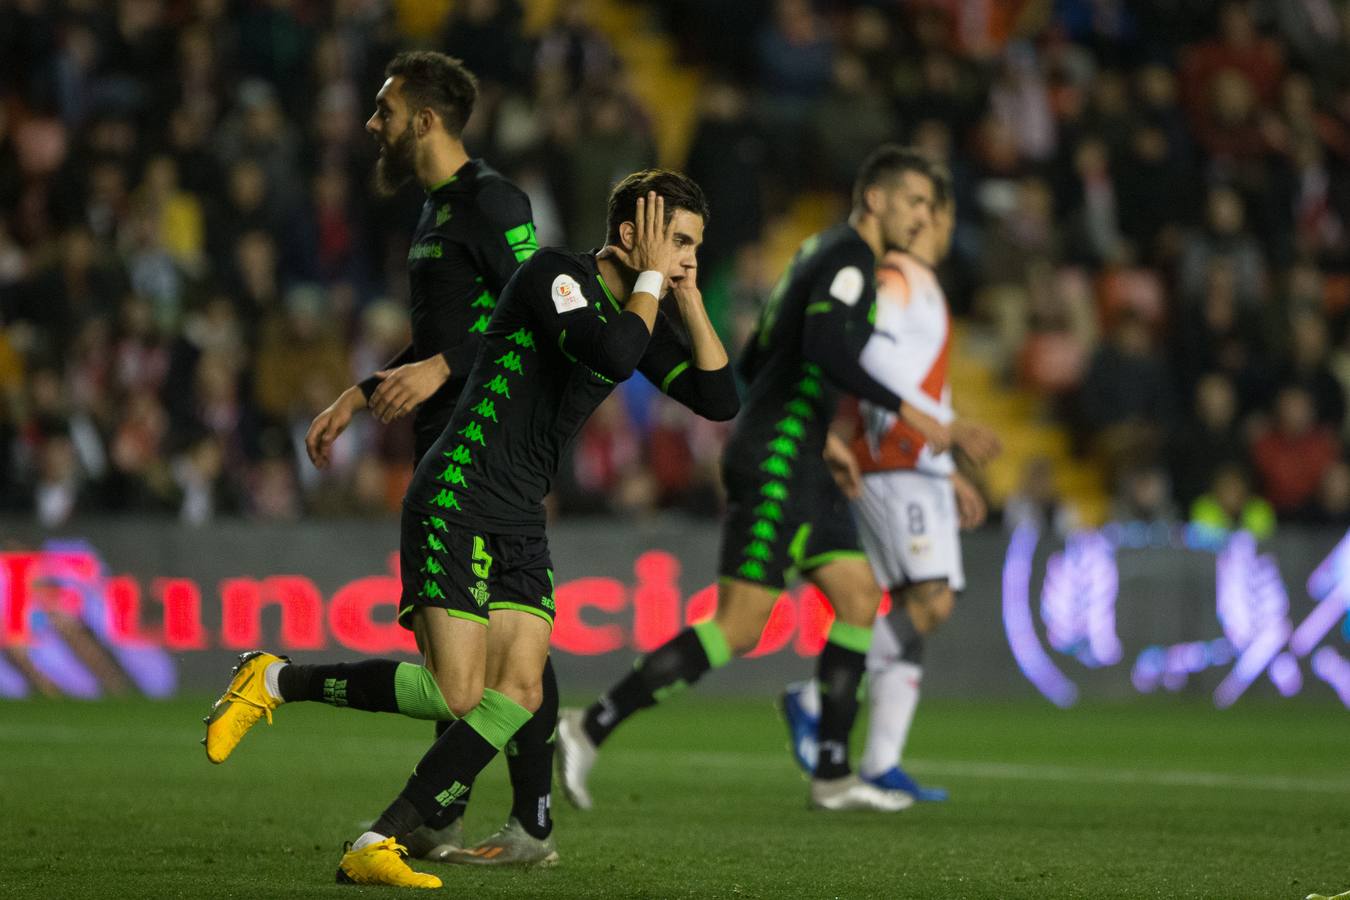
[557,147,984,812]
[782,185,1000,801]
[206,51,557,867]
[203,171,737,887]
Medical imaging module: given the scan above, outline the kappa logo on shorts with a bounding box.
[909,537,933,558]
[552,273,586,314]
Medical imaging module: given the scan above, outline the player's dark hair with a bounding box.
[928,161,953,208]
[385,51,478,137]
[852,145,935,210]
[605,169,710,246]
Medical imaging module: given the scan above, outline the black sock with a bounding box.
[506,655,558,839]
[813,638,868,780]
[583,626,713,747]
[276,660,400,712]
[374,719,500,836]
[422,718,469,830]
[893,605,925,664]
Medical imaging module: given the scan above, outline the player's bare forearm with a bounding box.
[951,418,1001,465]
[370,355,451,424]
[674,285,729,371]
[899,401,951,454]
[340,384,368,411]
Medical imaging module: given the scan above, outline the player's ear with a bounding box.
[415,107,435,138]
[863,184,885,217]
[618,220,637,250]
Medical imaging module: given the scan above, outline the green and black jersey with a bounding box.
[725,222,903,479]
[717,223,904,587]
[404,248,740,535]
[360,158,538,460]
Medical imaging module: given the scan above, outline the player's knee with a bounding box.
[439,678,484,719]
[834,583,883,627]
[928,589,955,629]
[898,580,950,634]
[712,601,771,655]
[716,614,768,655]
[490,675,543,713]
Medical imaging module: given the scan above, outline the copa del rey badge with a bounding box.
[552,273,586,314]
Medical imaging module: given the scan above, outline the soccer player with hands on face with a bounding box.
[558,146,987,813]
[204,117,737,887]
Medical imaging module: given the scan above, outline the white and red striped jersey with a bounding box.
[852,251,954,477]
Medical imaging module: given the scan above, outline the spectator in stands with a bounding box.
[1077,312,1174,471]
[1004,456,1081,538]
[811,53,895,193]
[1189,462,1276,542]
[1169,372,1249,507]
[1178,185,1268,308]
[1279,309,1346,429]
[1251,384,1341,515]
[1181,2,1285,119]
[1305,459,1350,525]
[1111,465,1180,525]
[253,285,350,426]
[684,81,766,271]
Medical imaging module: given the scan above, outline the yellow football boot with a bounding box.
[202,651,287,764]
[336,838,442,888]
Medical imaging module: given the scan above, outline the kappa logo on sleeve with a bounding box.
[829,266,864,306]
[552,274,587,314]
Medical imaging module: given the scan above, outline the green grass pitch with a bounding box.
[2,693,1346,899]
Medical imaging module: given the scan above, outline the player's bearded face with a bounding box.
[375,116,417,196]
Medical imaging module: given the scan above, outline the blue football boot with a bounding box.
[863,765,948,802]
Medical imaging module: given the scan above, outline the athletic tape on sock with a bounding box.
[393,663,455,721]
[464,689,533,750]
[827,620,873,655]
[692,619,732,669]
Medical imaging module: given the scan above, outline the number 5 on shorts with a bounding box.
[471,536,494,580]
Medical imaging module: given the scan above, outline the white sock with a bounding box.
[352,830,387,850]
[859,661,922,779]
[797,678,821,718]
[263,661,287,702]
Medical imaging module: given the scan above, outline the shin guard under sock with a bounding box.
[506,655,558,839]
[276,659,401,712]
[813,620,871,780]
[423,718,469,830]
[374,689,532,836]
[582,620,731,747]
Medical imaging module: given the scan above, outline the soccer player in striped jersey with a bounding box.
[783,183,1000,800]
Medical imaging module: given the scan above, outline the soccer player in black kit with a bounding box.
[204,170,737,887]
[558,147,958,812]
[203,51,554,869]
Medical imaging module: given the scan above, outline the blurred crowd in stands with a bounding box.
[2,0,1350,536]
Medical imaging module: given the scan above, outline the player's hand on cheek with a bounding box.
[672,264,701,307]
[370,357,450,424]
[614,193,680,288]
